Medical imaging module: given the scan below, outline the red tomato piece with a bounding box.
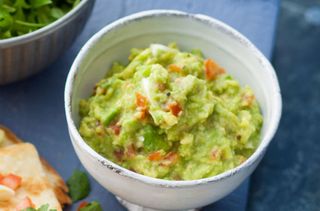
[135,92,148,109]
[0,173,22,190]
[168,64,182,73]
[126,144,136,158]
[114,149,124,161]
[110,124,121,135]
[204,58,225,80]
[148,151,163,161]
[160,152,179,166]
[165,152,178,163]
[78,201,89,211]
[168,102,182,116]
[16,197,35,211]
[135,92,149,120]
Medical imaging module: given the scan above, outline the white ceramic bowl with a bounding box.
[65,10,282,210]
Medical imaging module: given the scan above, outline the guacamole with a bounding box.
[79,43,263,180]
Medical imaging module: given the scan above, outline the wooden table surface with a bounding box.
[0,0,280,210]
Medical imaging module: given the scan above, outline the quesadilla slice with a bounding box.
[0,126,71,210]
[0,143,61,210]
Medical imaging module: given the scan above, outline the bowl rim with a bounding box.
[65,10,282,188]
[0,0,92,47]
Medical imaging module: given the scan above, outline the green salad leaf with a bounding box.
[0,0,80,39]
[67,170,91,202]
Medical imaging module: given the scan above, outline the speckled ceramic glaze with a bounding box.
[65,10,282,210]
[0,0,95,85]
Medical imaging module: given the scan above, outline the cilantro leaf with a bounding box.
[22,204,57,211]
[0,8,13,33]
[30,0,53,9]
[67,170,91,202]
[79,201,103,211]
[0,0,81,39]
[50,7,65,19]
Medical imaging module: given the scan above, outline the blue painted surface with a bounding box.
[0,0,279,210]
[249,0,320,210]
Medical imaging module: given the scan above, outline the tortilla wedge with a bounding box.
[0,126,71,210]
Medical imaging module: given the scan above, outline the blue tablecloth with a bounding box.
[0,0,279,210]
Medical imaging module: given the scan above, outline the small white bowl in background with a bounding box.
[65,10,282,210]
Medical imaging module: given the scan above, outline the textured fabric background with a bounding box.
[249,0,320,210]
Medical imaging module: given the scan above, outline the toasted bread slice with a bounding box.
[0,126,71,208]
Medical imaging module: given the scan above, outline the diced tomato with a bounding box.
[165,152,178,163]
[135,92,148,109]
[114,149,124,161]
[126,144,136,158]
[135,92,149,120]
[242,93,255,107]
[168,64,182,73]
[137,110,148,120]
[0,173,22,190]
[211,149,221,160]
[78,201,89,211]
[161,152,179,166]
[204,58,225,80]
[110,124,121,135]
[16,197,35,211]
[148,151,163,161]
[168,102,182,116]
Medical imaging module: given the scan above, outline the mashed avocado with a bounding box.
[79,43,263,180]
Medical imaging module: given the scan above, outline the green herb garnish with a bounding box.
[0,0,80,39]
[79,201,103,211]
[67,169,91,202]
[22,204,57,211]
